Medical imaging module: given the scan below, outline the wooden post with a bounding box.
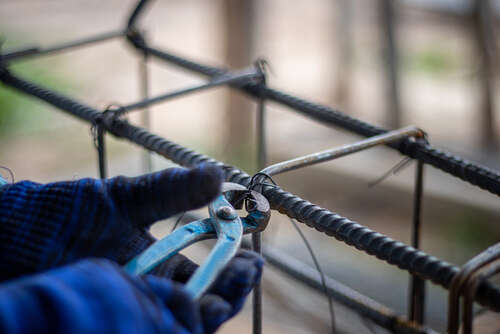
[379,0,401,129]
[223,0,255,167]
[472,0,497,151]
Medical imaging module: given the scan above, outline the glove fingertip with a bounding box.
[188,163,224,204]
[236,250,265,269]
[200,294,232,333]
[163,163,223,213]
[145,277,203,333]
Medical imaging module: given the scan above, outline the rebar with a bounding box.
[448,242,500,334]
[253,65,267,334]
[409,160,426,324]
[2,69,500,314]
[133,43,500,198]
[2,30,125,62]
[182,212,435,334]
[259,126,423,177]
[118,67,262,116]
[2,4,500,331]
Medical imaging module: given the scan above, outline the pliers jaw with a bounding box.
[220,183,271,234]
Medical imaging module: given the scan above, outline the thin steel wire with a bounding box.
[2,71,500,314]
[118,68,262,116]
[134,43,500,198]
[1,4,500,331]
[2,30,125,62]
[250,174,336,334]
[289,217,336,334]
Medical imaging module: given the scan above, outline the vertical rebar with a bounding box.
[139,43,153,172]
[251,232,262,334]
[257,88,267,172]
[252,82,266,334]
[96,125,107,179]
[409,160,425,323]
[379,0,401,128]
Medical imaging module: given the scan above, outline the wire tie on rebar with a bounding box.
[91,104,127,147]
[254,58,271,98]
[248,171,337,334]
[126,27,147,50]
[254,58,273,79]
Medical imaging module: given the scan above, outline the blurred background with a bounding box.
[1,0,500,332]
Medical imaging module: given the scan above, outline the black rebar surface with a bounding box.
[182,212,434,334]
[409,161,426,324]
[1,69,500,314]
[132,42,500,198]
[3,4,500,330]
[253,85,267,334]
[96,125,107,179]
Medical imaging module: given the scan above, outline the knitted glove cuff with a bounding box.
[0,180,89,280]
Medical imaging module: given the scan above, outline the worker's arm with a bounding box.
[0,258,240,334]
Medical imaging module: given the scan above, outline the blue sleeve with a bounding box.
[0,259,203,334]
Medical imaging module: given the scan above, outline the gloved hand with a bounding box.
[0,164,223,281]
[0,258,239,334]
[156,250,265,333]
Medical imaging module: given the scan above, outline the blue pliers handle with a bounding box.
[124,182,270,299]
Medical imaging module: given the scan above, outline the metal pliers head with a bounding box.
[220,182,270,234]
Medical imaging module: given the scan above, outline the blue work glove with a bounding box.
[0,164,223,281]
[0,258,233,334]
[157,250,265,333]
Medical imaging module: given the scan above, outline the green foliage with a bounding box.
[403,47,457,76]
[0,62,67,137]
[448,208,500,252]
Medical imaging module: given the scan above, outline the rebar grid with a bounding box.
[1,1,499,333]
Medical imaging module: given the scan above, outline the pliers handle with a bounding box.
[124,183,270,299]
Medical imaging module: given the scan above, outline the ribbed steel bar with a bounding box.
[260,242,437,334]
[180,212,434,334]
[133,43,500,198]
[1,30,125,62]
[2,69,500,313]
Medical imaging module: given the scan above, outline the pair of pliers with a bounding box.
[124,183,270,299]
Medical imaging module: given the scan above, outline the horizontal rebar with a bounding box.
[179,212,434,334]
[260,242,437,334]
[131,43,500,198]
[1,30,125,62]
[119,67,262,114]
[261,126,423,177]
[1,68,499,313]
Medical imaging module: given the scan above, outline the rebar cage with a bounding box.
[1,1,500,333]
